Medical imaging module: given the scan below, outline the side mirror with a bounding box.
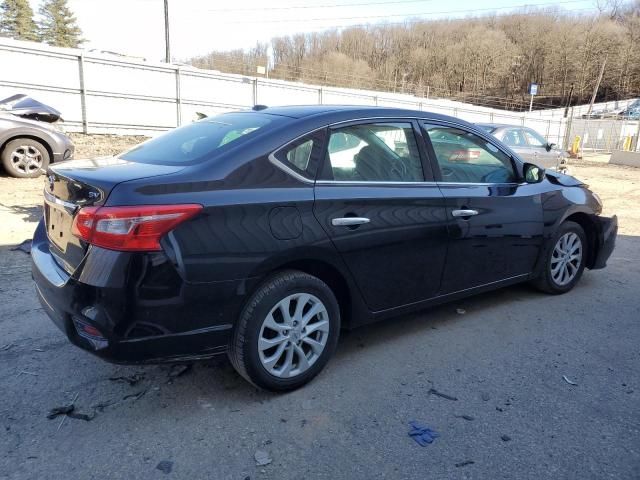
[523,163,545,183]
[545,142,555,152]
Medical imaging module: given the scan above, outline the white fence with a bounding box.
[1,37,637,150]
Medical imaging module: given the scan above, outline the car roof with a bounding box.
[237,104,477,128]
[476,123,523,130]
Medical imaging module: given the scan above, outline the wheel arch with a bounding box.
[247,255,368,329]
[0,134,54,163]
[274,259,354,328]
[562,212,599,269]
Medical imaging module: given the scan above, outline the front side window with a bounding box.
[424,125,517,184]
[502,129,526,147]
[120,112,275,165]
[523,129,547,147]
[324,122,423,182]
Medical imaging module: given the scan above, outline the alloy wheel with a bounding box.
[10,145,43,175]
[550,232,582,286]
[258,293,329,378]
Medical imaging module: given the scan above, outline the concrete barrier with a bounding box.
[610,150,640,168]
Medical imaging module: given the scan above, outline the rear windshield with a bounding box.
[120,112,274,165]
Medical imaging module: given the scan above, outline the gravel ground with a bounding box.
[0,150,639,480]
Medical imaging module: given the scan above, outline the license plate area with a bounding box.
[45,202,74,252]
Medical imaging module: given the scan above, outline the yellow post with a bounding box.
[623,136,632,151]
[571,136,581,156]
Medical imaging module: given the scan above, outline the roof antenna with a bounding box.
[252,104,268,111]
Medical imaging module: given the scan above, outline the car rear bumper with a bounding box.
[31,219,245,364]
[591,214,617,270]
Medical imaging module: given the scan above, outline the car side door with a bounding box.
[523,128,559,170]
[313,120,449,312]
[422,122,544,293]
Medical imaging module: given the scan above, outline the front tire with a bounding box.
[228,270,340,391]
[1,138,50,178]
[532,221,587,294]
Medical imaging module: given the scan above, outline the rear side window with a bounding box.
[272,129,325,179]
[324,122,423,182]
[120,113,274,165]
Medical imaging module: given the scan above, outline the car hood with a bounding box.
[545,170,585,187]
[0,94,62,122]
[0,113,61,132]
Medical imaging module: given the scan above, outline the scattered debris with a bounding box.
[33,348,44,352]
[156,460,173,474]
[10,239,31,254]
[109,373,144,386]
[123,390,147,402]
[408,421,439,447]
[501,435,511,442]
[54,393,79,431]
[455,414,475,421]
[455,460,475,468]
[48,396,96,423]
[1,343,14,351]
[168,364,192,380]
[18,370,38,376]
[254,449,272,466]
[68,411,95,421]
[481,393,491,401]
[456,308,466,315]
[47,405,75,419]
[496,407,504,412]
[562,375,578,386]
[428,388,458,401]
[92,399,119,412]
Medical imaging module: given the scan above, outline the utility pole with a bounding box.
[586,58,607,117]
[164,0,171,63]
[563,83,574,118]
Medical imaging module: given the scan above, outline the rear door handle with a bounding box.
[451,209,479,218]
[331,217,370,227]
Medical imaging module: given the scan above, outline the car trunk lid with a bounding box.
[44,157,185,274]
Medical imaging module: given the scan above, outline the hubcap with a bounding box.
[550,232,582,286]
[258,293,329,378]
[10,145,43,174]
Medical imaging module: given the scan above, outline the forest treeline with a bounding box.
[190,2,640,111]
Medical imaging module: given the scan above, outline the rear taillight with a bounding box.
[71,204,202,251]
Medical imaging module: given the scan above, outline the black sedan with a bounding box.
[31,105,617,391]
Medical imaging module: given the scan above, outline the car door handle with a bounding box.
[451,209,479,218]
[331,217,370,227]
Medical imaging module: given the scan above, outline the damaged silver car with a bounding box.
[0,94,74,178]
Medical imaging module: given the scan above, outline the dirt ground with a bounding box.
[0,145,639,479]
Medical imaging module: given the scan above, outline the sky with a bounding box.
[30,0,599,62]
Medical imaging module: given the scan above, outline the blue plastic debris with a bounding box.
[408,421,439,446]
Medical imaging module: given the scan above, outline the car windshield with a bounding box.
[478,125,496,133]
[120,113,274,165]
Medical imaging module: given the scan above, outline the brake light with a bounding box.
[449,149,481,162]
[71,204,202,251]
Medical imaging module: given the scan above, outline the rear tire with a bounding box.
[1,138,50,178]
[532,221,587,294]
[228,270,340,391]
